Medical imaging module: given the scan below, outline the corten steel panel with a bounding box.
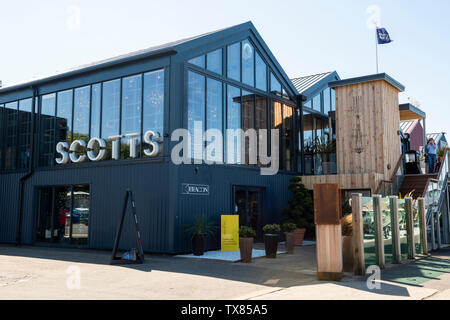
[313,184,342,225]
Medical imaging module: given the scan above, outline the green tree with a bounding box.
[281,177,314,233]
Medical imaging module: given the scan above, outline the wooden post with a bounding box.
[418,198,428,255]
[373,195,385,268]
[314,184,343,281]
[430,211,436,251]
[405,197,415,260]
[390,196,401,263]
[352,193,365,276]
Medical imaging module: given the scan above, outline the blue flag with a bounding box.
[376,28,393,44]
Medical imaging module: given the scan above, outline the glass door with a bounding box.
[233,186,264,241]
[35,185,90,246]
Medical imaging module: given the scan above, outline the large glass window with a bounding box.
[323,88,331,114]
[18,98,32,169]
[255,96,267,166]
[207,49,222,75]
[206,78,223,162]
[227,43,241,82]
[270,73,281,95]
[242,90,255,165]
[143,69,165,155]
[242,40,255,87]
[73,86,90,142]
[189,55,205,68]
[283,104,294,171]
[101,79,121,151]
[331,88,336,111]
[5,101,18,170]
[187,71,205,160]
[303,111,314,175]
[271,101,283,169]
[39,94,56,166]
[312,93,321,113]
[56,90,73,144]
[121,74,142,159]
[226,85,241,164]
[255,52,267,91]
[90,83,101,138]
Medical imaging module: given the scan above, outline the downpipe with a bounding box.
[16,86,38,245]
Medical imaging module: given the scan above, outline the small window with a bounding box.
[331,88,336,111]
[188,55,205,68]
[207,49,222,75]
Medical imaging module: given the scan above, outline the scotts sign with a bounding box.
[55,130,162,164]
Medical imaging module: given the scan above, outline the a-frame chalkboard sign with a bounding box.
[110,189,145,265]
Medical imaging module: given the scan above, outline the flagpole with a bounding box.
[375,27,379,73]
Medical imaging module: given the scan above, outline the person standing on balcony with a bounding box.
[425,139,438,173]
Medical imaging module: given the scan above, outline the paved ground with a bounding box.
[1,244,450,300]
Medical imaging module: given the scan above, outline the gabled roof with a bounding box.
[290,71,340,100]
[0,21,299,97]
[427,133,447,144]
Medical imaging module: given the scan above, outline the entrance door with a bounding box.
[35,185,90,246]
[233,186,264,241]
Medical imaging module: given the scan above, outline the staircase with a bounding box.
[399,174,438,198]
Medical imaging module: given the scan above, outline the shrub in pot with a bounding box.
[263,224,281,258]
[239,226,256,263]
[282,222,297,254]
[184,216,217,256]
[341,214,353,272]
[281,177,314,246]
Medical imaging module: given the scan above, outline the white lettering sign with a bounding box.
[55,130,162,164]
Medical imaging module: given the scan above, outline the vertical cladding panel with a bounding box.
[173,165,294,253]
[0,173,22,243]
[6,161,171,253]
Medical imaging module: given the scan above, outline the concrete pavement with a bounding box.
[1,244,450,300]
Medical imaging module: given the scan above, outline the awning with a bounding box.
[399,103,426,121]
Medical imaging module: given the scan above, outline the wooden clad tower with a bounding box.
[332,74,404,182]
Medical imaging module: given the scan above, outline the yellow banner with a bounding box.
[221,215,239,251]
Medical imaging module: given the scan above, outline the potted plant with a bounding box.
[341,214,353,272]
[184,216,217,256]
[281,177,314,246]
[282,222,297,254]
[315,137,336,174]
[239,226,256,263]
[437,147,446,165]
[263,224,281,258]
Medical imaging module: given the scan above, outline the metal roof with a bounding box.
[1,22,303,96]
[400,120,419,134]
[427,133,447,144]
[291,71,334,94]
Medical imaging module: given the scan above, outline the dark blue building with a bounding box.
[0,22,304,253]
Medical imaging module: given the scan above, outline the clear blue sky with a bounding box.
[1,0,449,134]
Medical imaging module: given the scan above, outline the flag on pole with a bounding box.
[376,28,393,44]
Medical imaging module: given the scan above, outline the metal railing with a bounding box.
[424,150,449,250]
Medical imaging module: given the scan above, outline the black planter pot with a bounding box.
[192,234,205,256]
[264,234,279,258]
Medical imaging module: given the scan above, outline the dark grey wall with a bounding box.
[0,160,174,253]
[172,163,294,253]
